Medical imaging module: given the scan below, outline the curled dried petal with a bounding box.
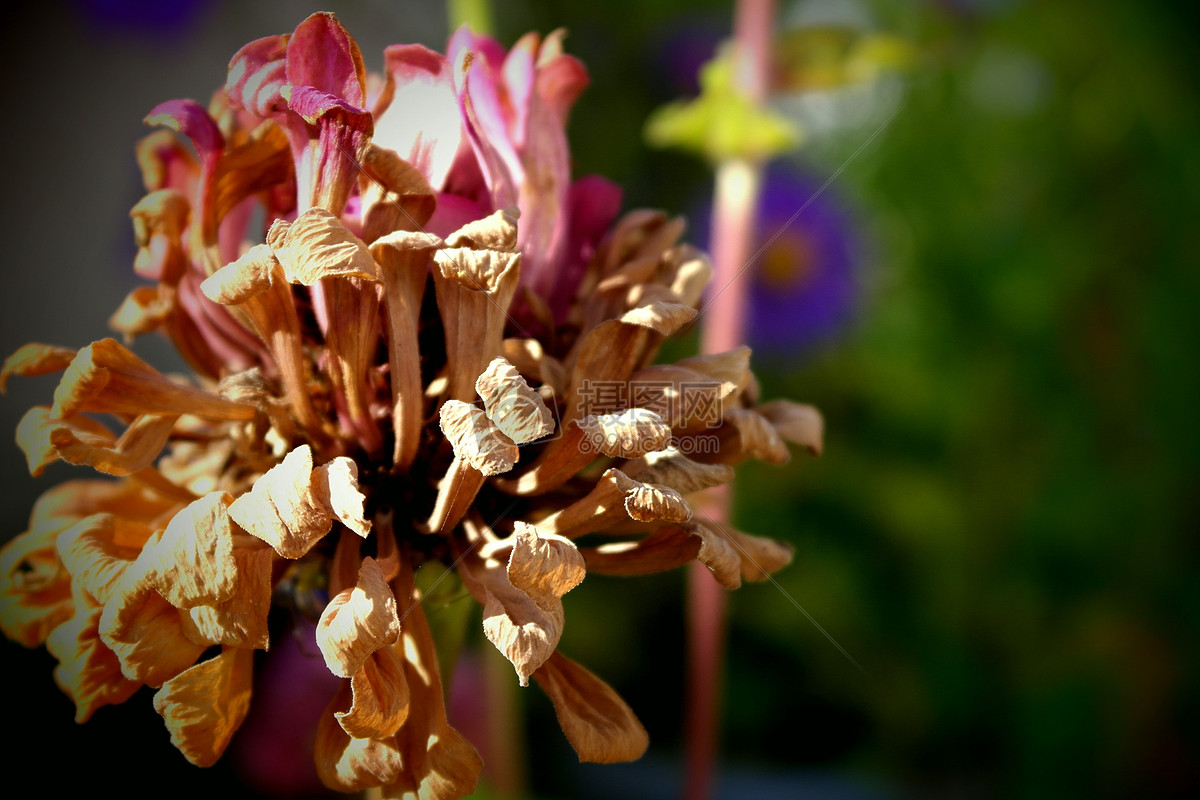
[316,558,400,678]
[152,646,253,767]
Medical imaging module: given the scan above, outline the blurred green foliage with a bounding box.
[506,0,1200,797]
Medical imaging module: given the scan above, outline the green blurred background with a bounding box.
[1,1,1197,798]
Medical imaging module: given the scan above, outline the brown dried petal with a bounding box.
[56,513,151,605]
[316,558,401,678]
[476,357,554,444]
[757,399,825,456]
[45,596,141,723]
[315,695,405,792]
[0,343,76,393]
[335,645,410,739]
[438,400,519,476]
[0,527,74,647]
[99,588,208,688]
[578,524,701,577]
[139,492,237,609]
[152,646,253,767]
[576,408,673,458]
[51,413,180,477]
[267,207,379,285]
[51,338,255,421]
[187,544,273,649]
[471,523,585,686]
[623,447,735,495]
[532,650,649,763]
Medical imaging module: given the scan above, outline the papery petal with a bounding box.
[152,646,254,767]
[438,400,518,477]
[51,338,256,421]
[0,343,76,393]
[475,357,554,445]
[316,558,400,678]
[465,523,585,685]
[228,445,369,559]
[532,650,649,763]
[0,528,74,647]
[315,685,405,792]
[335,645,410,739]
[45,594,141,723]
[267,209,378,285]
[139,492,238,609]
[187,544,273,649]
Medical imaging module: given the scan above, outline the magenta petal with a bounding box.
[225,34,289,118]
[374,44,463,190]
[286,12,366,108]
[145,98,225,158]
[501,33,538,148]
[553,175,624,312]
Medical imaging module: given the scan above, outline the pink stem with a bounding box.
[685,2,775,799]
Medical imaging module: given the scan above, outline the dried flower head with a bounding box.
[0,13,821,798]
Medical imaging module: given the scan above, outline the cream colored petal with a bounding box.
[475,357,554,444]
[152,646,253,767]
[0,343,76,393]
[187,544,273,649]
[537,469,692,539]
[267,207,379,284]
[577,408,673,458]
[438,400,519,476]
[139,492,237,609]
[532,650,649,763]
[45,594,141,723]
[315,455,372,538]
[199,243,276,305]
[444,207,519,251]
[335,645,410,739]
[316,557,401,678]
[465,523,584,686]
[228,445,369,559]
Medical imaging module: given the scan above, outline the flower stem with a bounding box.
[686,2,775,799]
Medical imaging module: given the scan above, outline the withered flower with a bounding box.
[0,13,821,798]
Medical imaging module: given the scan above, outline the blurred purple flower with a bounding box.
[71,0,211,36]
[699,165,863,359]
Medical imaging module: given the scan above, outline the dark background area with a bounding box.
[2,1,1198,798]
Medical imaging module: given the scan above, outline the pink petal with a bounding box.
[225,34,289,118]
[374,44,464,191]
[145,99,224,159]
[286,12,366,108]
